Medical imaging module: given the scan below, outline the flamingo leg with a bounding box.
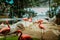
[40,29,42,40]
[41,29,45,40]
[18,33,22,40]
[25,21,26,27]
[3,35,6,40]
[41,29,42,40]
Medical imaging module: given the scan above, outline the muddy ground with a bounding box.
[22,22,60,40]
[0,21,60,40]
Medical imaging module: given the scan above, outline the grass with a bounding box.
[0,36,18,40]
[0,36,40,40]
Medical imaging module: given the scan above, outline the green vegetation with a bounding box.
[0,36,40,40]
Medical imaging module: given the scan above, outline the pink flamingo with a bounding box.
[38,24,45,30]
[22,18,28,21]
[22,18,28,26]
[28,17,32,22]
[0,21,10,40]
[16,30,33,40]
[34,20,43,25]
[37,20,45,40]
[23,17,32,22]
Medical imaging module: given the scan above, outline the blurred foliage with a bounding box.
[53,0,60,5]
[14,0,49,8]
[47,0,60,18]
[1,0,60,18]
[13,0,49,18]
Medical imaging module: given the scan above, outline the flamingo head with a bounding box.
[38,20,43,24]
[5,20,9,24]
[22,18,28,21]
[29,17,32,22]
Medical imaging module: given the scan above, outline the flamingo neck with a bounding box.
[18,32,22,40]
[6,21,10,28]
[7,24,10,28]
[6,22,10,28]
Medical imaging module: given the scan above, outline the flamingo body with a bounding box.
[18,34,32,40]
[21,34,32,40]
[17,30,32,40]
[38,24,45,30]
[0,27,10,34]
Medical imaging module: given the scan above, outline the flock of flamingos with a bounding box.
[0,17,45,40]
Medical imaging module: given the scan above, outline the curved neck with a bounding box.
[7,24,10,28]
[18,32,22,40]
[6,22,10,28]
